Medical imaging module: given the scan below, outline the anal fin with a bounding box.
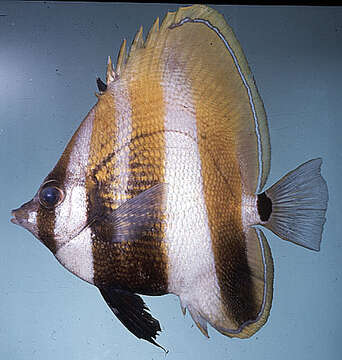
[187,304,209,338]
[177,227,274,339]
[99,286,165,350]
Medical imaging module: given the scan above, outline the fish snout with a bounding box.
[11,199,39,234]
[11,208,21,225]
[11,206,28,226]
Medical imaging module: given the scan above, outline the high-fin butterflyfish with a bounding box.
[11,4,328,348]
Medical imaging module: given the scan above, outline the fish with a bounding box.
[11,4,328,348]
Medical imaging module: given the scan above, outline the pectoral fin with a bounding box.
[99,286,164,349]
[94,183,167,243]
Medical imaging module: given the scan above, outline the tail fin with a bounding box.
[260,158,328,251]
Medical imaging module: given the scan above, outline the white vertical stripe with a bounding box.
[162,59,222,321]
[54,109,95,283]
[241,193,260,229]
[56,227,94,284]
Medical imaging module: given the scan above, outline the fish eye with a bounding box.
[39,185,64,209]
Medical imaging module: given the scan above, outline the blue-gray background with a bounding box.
[1,2,341,359]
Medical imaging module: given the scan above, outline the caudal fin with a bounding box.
[260,158,328,251]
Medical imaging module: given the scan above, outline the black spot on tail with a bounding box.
[257,192,272,222]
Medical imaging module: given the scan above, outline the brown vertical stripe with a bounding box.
[182,22,259,327]
[88,45,168,294]
[37,206,56,253]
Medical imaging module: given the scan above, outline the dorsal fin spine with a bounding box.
[130,25,144,54]
[116,39,127,76]
[145,17,160,48]
[106,56,116,85]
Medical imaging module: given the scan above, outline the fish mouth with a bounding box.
[11,208,23,226]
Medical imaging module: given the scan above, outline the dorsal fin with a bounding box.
[145,17,159,48]
[166,5,270,193]
[106,56,116,85]
[130,25,144,55]
[109,4,270,193]
[96,77,107,92]
[115,39,127,76]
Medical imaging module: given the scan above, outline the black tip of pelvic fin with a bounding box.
[257,192,272,222]
[96,77,107,92]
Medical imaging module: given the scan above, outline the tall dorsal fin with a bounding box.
[107,4,270,194]
[161,5,269,193]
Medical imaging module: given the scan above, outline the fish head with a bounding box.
[11,108,95,255]
[11,176,88,253]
